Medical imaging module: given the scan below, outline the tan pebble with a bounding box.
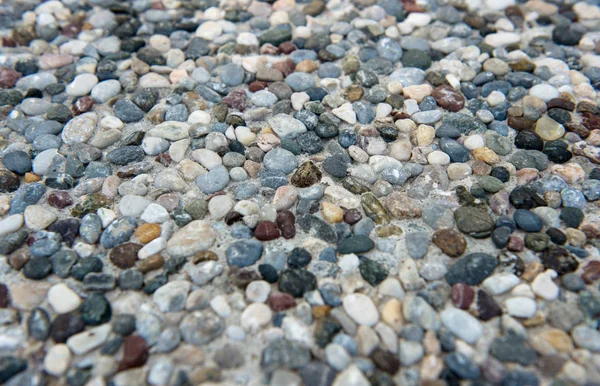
[551,163,586,184]
[539,328,574,352]
[420,355,444,381]
[472,147,500,164]
[381,298,403,330]
[295,59,318,73]
[403,84,432,102]
[544,191,562,208]
[243,160,262,178]
[521,261,545,282]
[413,124,435,146]
[522,311,546,327]
[312,305,331,318]
[321,202,344,223]
[24,172,41,182]
[134,223,161,244]
[566,228,586,247]
[423,330,440,355]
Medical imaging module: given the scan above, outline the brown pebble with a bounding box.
[110,243,142,269]
[276,210,296,239]
[137,254,164,274]
[0,283,9,308]
[370,348,400,374]
[193,250,218,264]
[471,160,492,175]
[0,67,21,88]
[134,223,161,244]
[254,221,281,241]
[248,81,267,92]
[343,209,362,225]
[547,98,575,111]
[278,41,297,54]
[565,122,590,138]
[451,283,474,310]
[432,229,466,257]
[228,267,261,289]
[118,335,149,372]
[582,261,600,284]
[268,292,296,312]
[224,211,242,225]
[8,248,29,271]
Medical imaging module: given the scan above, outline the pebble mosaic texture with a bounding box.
[1,0,600,385]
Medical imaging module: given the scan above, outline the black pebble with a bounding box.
[560,207,584,228]
[514,130,543,151]
[546,227,567,245]
[287,248,312,268]
[490,166,510,183]
[23,257,52,280]
[259,264,278,283]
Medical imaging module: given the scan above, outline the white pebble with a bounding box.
[343,293,379,326]
[48,283,81,314]
[0,214,23,236]
[531,270,559,301]
[505,297,537,318]
[427,150,450,165]
[246,280,271,303]
[241,303,272,332]
[481,273,520,295]
[210,295,231,318]
[43,344,71,376]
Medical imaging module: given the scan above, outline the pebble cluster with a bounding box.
[0,0,600,384]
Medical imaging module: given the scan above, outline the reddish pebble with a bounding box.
[431,85,465,112]
[254,221,281,241]
[221,89,246,111]
[343,209,362,225]
[582,261,600,284]
[507,235,524,251]
[249,81,268,92]
[276,211,296,239]
[73,96,94,115]
[0,283,8,308]
[118,335,149,372]
[48,190,73,209]
[451,283,474,310]
[476,290,502,321]
[278,41,297,54]
[0,67,21,89]
[268,292,296,312]
[272,59,295,77]
[155,153,171,166]
[61,22,82,38]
